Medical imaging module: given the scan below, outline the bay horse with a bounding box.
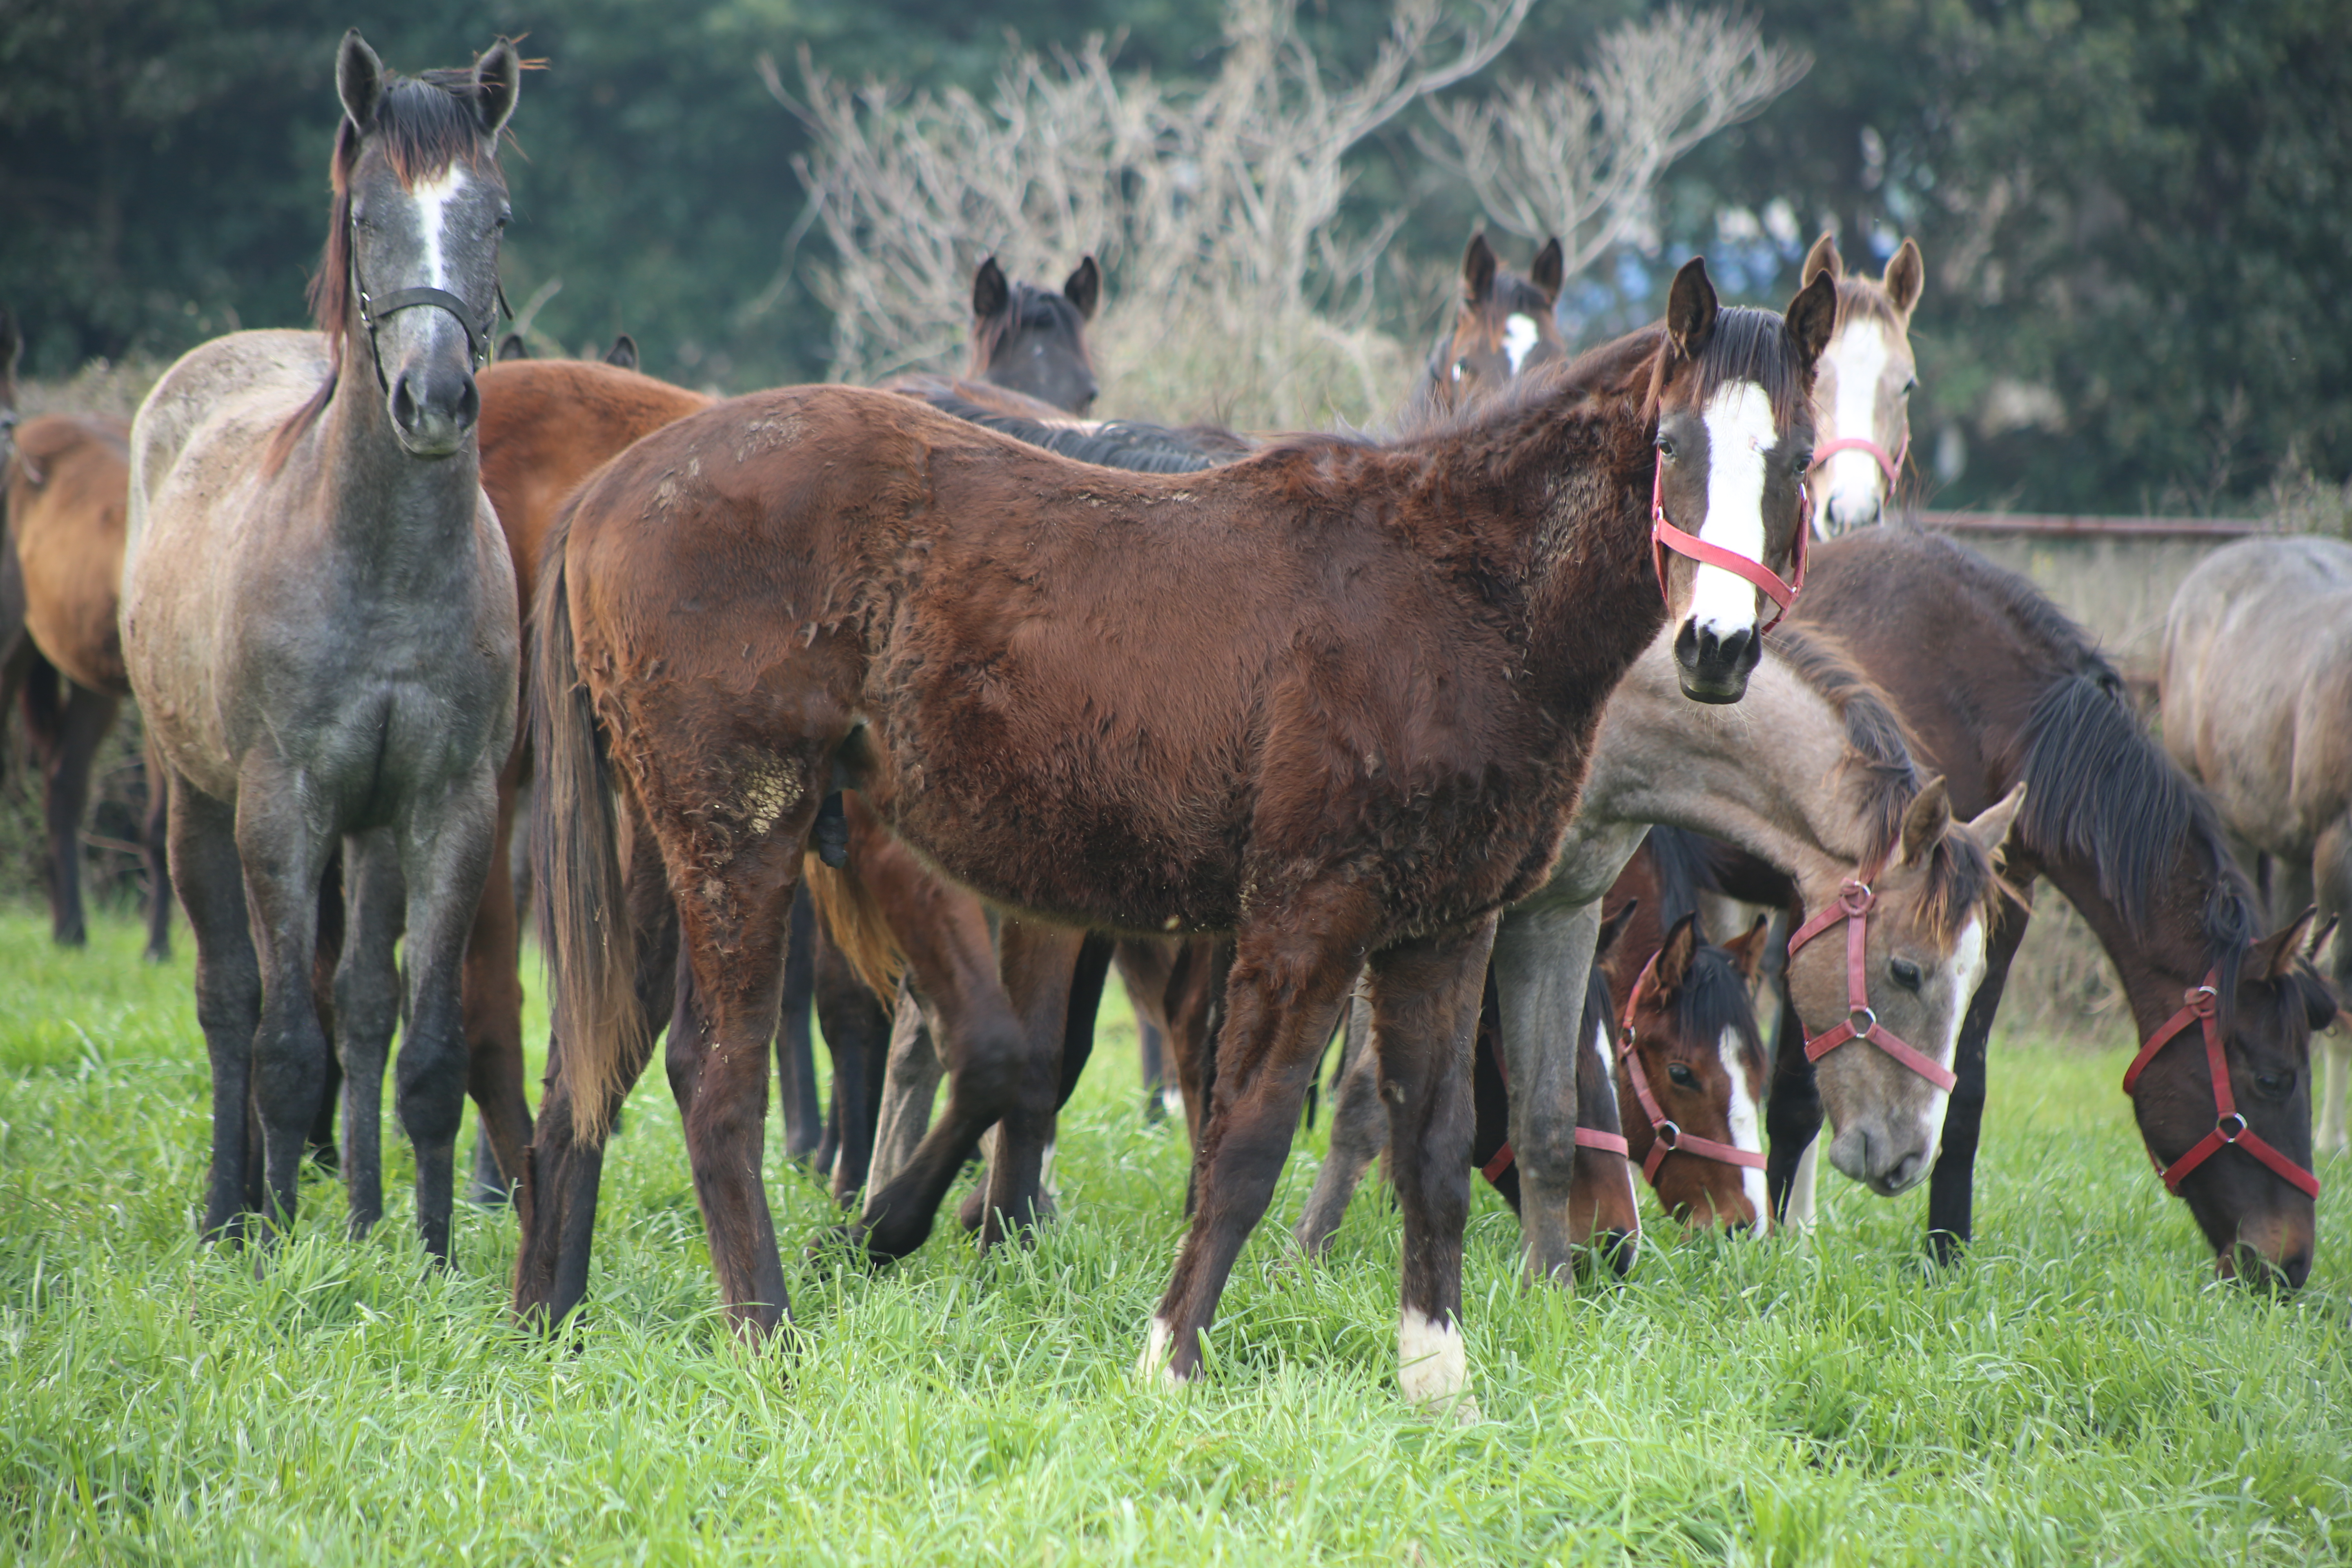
[1776,525,2334,1288]
[523,258,1833,1408]
[120,33,523,1260]
[1797,233,1924,537]
[2161,535,2352,1158]
[2,397,172,957]
[1422,233,1566,416]
[965,254,1101,414]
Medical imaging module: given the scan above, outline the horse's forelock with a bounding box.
[1682,306,1811,435]
[1832,276,1904,334]
[1667,945,1766,1069]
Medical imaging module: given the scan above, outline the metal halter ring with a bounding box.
[2217,1111,2249,1143]
[2184,984,2218,1016]
[1847,1005,1878,1037]
[1838,881,1876,916]
[1654,1120,1682,1150]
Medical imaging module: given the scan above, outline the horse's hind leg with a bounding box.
[1366,915,1494,1417]
[870,988,946,1201]
[334,829,405,1239]
[460,764,533,1211]
[170,778,262,1242]
[1293,991,1385,1258]
[138,730,173,961]
[37,679,115,948]
[811,929,893,1204]
[390,777,501,1265]
[970,925,1108,1247]
[777,884,824,1164]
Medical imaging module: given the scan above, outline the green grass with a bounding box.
[2,908,2348,1565]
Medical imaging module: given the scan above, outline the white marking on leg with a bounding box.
[1689,381,1780,639]
[1719,1026,1771,1235]
[1502,313,1541,375]
[1136,1315,1185,1389]
[1398,1308,1475,1419]
[1788,1137,1820,1234]
[1820,323,1891,526]
[1162,1085,1185,1119]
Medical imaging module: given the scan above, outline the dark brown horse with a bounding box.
[1422,234,1566,415]
[522,257,1832,1410]
[1776,525,2334,1287]
[966,254,1101,414]
[1,388,172,958]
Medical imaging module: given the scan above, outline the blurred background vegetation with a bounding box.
[4,0,2346,514]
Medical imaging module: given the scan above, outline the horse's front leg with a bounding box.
[1292,990,1385,1258]
[1925,891,2031,1262]
[970,920,1092,1247]
[38,679,117,948]
[1140,903,1371,1387]
[169,777,263,1242]
[140,732,174,962]
[334,828,405,1238]
[1487,898,1603,1285]
[1368,914,1494,1418]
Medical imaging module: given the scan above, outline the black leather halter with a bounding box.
[348,212,506,394]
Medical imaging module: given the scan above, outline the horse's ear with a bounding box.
[1960,782,2027,863]
[337,29,384,131]
[972,256,1009,320]
[496,332,528,362]
[1655,914,1703,993]
[1802,231,1841,288]
[1667,256,1717,362]
[1882,238,1925,318]
[1785,269,1838,376]
[2251,906,2320,983]
[472,38,522,140]
[604,332,638,370]
[1062,256,1100,321]
[1529,237,1565,304]
[1898,775,1953,869]
[2307,913,2340,963]
[1597,898,1640,964]
[1462,233,1498,305]
[1723,915,1771,982]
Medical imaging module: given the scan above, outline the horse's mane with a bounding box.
[1767,620,1998,942]
[264,69,506,476]
[898,377,1246,475]
[969,282,1094,380]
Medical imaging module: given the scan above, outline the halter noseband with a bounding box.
[1785,878,1958,1093]
[1809,432,1908,496]
[1650,449,1809,634]
[1617,950,1766,1184]
[1476,1033,1634,1190]
[2121,972,2321,1199]
[348,212,504,396]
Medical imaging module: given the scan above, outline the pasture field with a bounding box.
[3,907,2348,1565]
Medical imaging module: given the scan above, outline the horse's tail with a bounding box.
[804,853,906,1005]
[530,512,644,1144]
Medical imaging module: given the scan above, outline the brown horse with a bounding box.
[1,393,172,957]
[1796,233,1923,536]
[523,256,1832,1410]
[966,254,1101,414]
[1775,525,2334,1287]
[1422,233,1566,416]
[2160,535,2352,1157]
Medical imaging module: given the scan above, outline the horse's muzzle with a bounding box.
[388,361,480,457]
[1673,619,1760,704]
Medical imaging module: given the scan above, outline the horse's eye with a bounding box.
[1656,436,1678,461]
[1451,361,1466,382]
[1902,379,1917,396]
[2254,1071,2294,1100]
[1889,957,1924,991]
[1667,1063,1699,1090]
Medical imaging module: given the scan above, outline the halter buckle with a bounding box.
[2184,984,2218,1018]
[1654,1120,1682,1151]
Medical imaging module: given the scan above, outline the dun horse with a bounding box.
[523,258,1832,1409]
[1776,526,2333,1287]
[1797,233,1923,536]
[121,33,523,1259]
[2161,535,2352,1158]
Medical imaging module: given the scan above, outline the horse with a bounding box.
[1312,628,2018,1280]
[1773,525,2334,1288]
[2160,535,2352,1158]
[1,395,172,958]
[1422,233,1566,416]
[1797,233,1924,536]
[519,258,1832,1411]
[494,331,638,367]
[120,33,523,1261]
[965,254,1101,414]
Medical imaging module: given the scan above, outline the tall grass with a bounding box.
[2,906,2347,1564]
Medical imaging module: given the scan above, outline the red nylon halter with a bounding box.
[1478,1031,1633,1185]
[1784,878,1958,1093]
[1809,431,1909,495]
[1617,951,1767,1184]
[1650,450,1810,635]
[2120,972,2321,1199]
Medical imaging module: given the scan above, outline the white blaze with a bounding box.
[1821,323,1893,523]
[1910,912,1987,1173]
[1719,1026,1771,1233]
[1503,314,1541,375]
[1688,381,1781,640]
[409,165,470,291]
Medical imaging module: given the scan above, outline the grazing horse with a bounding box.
[2,395,172,957]
[1776,526,2333,1287]
[967,255,1101,414]
[520,258,1832,1409]
[1423,233,1566,415]
[1797,233,1924,536]
[2161,535,2352,1156]
[120,33,523,1259]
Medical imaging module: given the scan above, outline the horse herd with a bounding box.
[4,34,2347,1416]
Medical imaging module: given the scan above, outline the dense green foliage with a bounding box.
[2,1,2344,510]
[4,907,2350,1563]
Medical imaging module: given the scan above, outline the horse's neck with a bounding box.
[312,330,484,579]
[2034,850,2226,1038]
[1580,636,1875,901]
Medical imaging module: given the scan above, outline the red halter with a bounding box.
[1478,1031,1632,1185]
[1650,450,1809,635]
[2121,973,2321,1200]
[1808,431,1909,495]
[1784,878,1958,1093]
[1617,950,1767,1184]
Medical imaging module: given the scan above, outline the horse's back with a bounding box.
[9,413,132,694]
[126,329,330,562]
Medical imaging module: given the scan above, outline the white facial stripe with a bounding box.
[1398,1310,1470,1409]
[1912,911,1987,1160]
[409,165,471,291]
[1690,381,1780,636]
[1823,323,1892,503]
[1503,314,1541,375]
[1719,1026,1771,1232]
